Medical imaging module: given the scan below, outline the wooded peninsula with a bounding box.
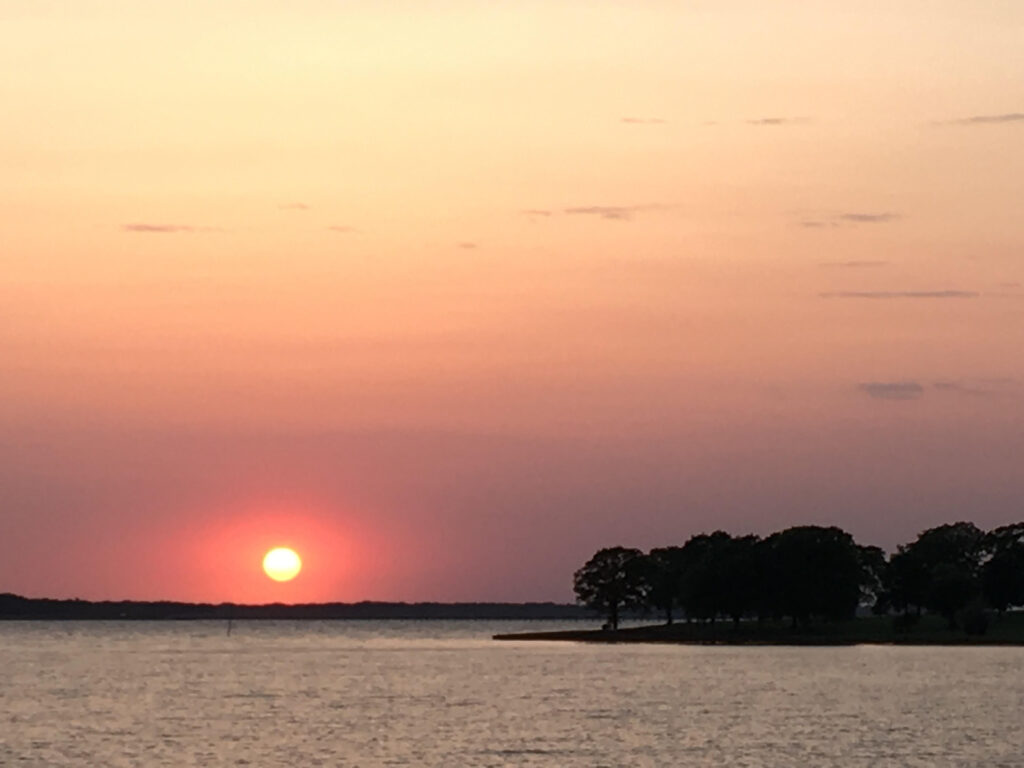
[497,521,1024,645]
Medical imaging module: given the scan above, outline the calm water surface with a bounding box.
[2,620,1023,767]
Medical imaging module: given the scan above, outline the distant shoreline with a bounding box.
[0,594,590,621]
[493,614,1024,646]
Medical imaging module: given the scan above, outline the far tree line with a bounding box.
[573,522,1024,631]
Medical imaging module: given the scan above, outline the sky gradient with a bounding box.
[3,1,1023,602]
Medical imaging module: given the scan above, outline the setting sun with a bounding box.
[262,547,302,582]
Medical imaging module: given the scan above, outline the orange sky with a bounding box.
[2,1,1022,602]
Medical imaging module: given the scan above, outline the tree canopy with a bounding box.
[572,546,648,630]
[573,520,1024,631]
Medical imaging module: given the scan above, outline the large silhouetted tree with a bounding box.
[883,546,930,616]
[719,534,764,626]
[903,522,984,628]
[573,547,647,630]
[763,526,864,627]
[644,546,687,624]
[982,523,1024,615]
[678,531,734,623]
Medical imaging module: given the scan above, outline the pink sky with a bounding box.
[2,1,1023,602]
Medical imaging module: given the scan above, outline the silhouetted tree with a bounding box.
[678,531,734,623]
[573,547,648,630]
[719,534,764,627]
[643,546,687,624]
[883,546,930,616]
[903,522,984,628]
[929,563,979,627]
[982,523,1024,615]
[763,526,864,627]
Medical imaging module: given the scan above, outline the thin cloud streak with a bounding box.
[858,381,924,401]
[621,117,667,124]
[122,224,217,233]
[933,378,1020,398]
[746,117,810,126]
[837,213,900,223]
[563,204,671,221]
[819,260,888,268]
[940,113,1024,125]
[801,213,901,228]
[821,290,979,299]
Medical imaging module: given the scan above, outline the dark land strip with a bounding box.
[0,594,588,621]
[494,613,1024,645]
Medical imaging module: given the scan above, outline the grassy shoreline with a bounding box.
[493,613,1024,645]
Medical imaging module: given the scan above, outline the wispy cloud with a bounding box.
[563,204,669,221]
[818,260,888,268]
[940,113,1024,126]
[522,209,553,217]
[837,212,900,224]
[122,224,217,234]
[933,378,1020,397]
[457,241,477,249]
[746,117,810,126]
[859,377,1018,401]
[821,290,979,299]
[622,117,667,124]
[858,381,924,401]
[279,202,310,210]
[801,212,900,228]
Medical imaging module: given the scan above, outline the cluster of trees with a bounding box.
[574,522,1024,631]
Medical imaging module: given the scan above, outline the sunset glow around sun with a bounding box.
[262,548,302,582]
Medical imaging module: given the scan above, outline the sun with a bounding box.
[262,547,302,582]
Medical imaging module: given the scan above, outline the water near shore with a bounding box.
[2,620,1022,766]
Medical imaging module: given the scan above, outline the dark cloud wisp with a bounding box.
[801,212,901,228]
[563,204,669,221]
[858,381,925,401]
[821,290,979,299]
[122,224,216,234]
[941,113,1024,125]
[837,212,900,224]
[933,378,1020,398]
[746,117,810,126]
[819,260,888,268]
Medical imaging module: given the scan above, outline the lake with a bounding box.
[2,621,1022,766]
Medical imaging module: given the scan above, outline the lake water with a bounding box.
[2,621,1022,767]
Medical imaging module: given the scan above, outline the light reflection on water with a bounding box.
[2,620,1023,766]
